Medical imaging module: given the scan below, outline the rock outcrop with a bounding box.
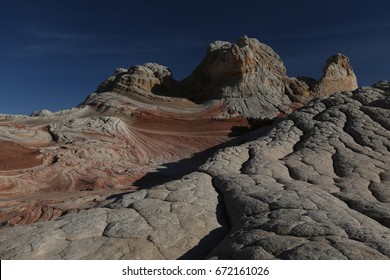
[179,36,292,118]
[314,54,358,96]
[93,37,358,119]
[95,63,176,98]
[373,80,390,93]
[284,54,358,107]
[1,86,389,259]
[0,36,371,259]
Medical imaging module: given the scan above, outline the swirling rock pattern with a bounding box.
[0,103,238,226]
[1,85,388,259]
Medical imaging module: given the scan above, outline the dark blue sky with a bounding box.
[1,0,389,115]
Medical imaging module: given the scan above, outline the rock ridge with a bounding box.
[92,36,358,119]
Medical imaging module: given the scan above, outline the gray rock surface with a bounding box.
[1,86,389,259]
[202,87,390,259]
[0,172,227,259]
[372,80,390,93]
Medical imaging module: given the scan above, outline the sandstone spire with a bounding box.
[314,53,358,96]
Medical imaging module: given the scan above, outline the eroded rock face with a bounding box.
[182,36,291,118]
[284,54,358,107]
[201,87,390,259]
[1,86,389,259]
[314,54,358,96]
[93,37,359,119]
[96,63,176,98]
[93,36,295,119]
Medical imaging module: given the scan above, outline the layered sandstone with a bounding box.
[93,37,358,119]
[0,36,372,260]
[314,54,358,96]
[1,86,389,259]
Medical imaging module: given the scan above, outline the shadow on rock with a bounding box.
[133,126,272,189]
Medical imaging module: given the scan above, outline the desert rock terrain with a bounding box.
[2,37,388,260]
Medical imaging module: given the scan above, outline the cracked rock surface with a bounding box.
[1,86,389,259]
[0,172,228,259]
[202,87,390,259]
